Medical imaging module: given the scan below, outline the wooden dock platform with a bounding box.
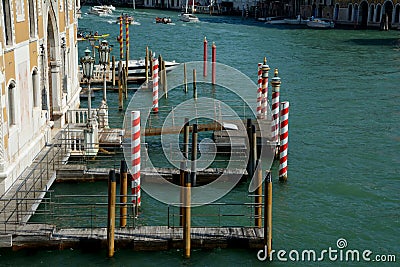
[99,128,123,146]
[9,224,264,251]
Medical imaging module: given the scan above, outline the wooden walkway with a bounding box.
[10,224,264,251]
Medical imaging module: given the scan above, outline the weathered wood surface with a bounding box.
[10,224,264,251]
[98,128,123,146]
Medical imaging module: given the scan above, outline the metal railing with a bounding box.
[167,202,263,229]
[30,194,138,230]
[0,132,69,233]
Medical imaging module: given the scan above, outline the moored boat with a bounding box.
[284,15,309,25]
[306,18,334,29]
[119,59,180,76]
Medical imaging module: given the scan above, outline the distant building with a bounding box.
[0,0,81,194]
[332,0,400,29]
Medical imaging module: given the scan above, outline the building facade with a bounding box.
[0,0,81,194]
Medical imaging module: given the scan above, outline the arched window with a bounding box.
[28,0,36,38]
[2,0,13,45]
[354,4,359,23]
[376,4,382,22]
[395,5,400,23]
[8,82,16,126]
[334,4,339,20]
[32,69,39,107]
[370,5,375,22]
[348,4,353,21]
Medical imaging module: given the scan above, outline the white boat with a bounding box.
[180,0,199,22]
[89,5,114,16]
[264,17,286,25]
[115,59,180,77]
[93,5,115,12]
[307,18,334,29]
[180,13,200,23]
[284,15,309,25]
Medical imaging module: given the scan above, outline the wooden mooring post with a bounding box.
[193,69,197,99]
[180,161,185,227]
[183,167,191,258]
[190,124,198,186]
[145,46,149,83]
[264,171,272,258]
[112,56,116,86]
[183,118,190,160]
[255,164,262,228]
[162,60,168,99]
[118,61,123,111]
[246,119,254,179]
[120,160,128,228]
[107,170,116,257]
[183,63,188,93]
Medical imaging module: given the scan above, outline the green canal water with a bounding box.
[1,6,399,266]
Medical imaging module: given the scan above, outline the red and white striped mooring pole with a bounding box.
[279,101,289,181]
[256,63,262,116]
[261,58,270,119]
[131,111,141,206]
[152,58,159,113]
[271,68,280,144]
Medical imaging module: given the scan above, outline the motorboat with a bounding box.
[264,17,286,25]
[114,59,180,78]
[88,6,113,16]
[156,17,172,24]
[284,15,309,25]
[180,13,199,23]
[307,18,334,29]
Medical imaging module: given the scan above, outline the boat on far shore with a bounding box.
[284,15,309,25]
[307,18,334,29]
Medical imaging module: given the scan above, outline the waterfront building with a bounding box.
[333,0,400,29]
[257,0,400,29]
[0,0,81,194]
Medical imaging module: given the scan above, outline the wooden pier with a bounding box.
[9,224,264,251]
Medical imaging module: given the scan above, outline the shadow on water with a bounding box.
[347,37,400,46]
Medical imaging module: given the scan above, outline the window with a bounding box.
[348,4,353,21]
[8,82,16,126]
[28,0,36,38]
[2,0,13,45]
[32,69,39,107]
[369,5,375,22]
[376,5,382,23]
